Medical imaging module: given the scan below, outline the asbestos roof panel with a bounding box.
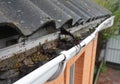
[0,12,10,23]
[68,0,95,19]
[85,0,111,17]
[0,0,111,36]
[79,0,104,18]
[59,0,91,22]
[0,0,55,36]
[105,36,120,64]
[50,0,83,25]
[30,0,73,29]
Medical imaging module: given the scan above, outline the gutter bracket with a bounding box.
[47,50,74,82]
[47,52,67,82]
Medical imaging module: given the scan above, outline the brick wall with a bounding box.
[45,36,98,84]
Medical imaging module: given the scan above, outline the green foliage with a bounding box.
[100,62,106,73]
[94,0,120,40]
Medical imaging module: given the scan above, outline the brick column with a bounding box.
[89,36,98,84]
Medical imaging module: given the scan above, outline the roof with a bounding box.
[0,0,111,36]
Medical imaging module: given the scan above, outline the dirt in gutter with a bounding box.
[0,29,92,84]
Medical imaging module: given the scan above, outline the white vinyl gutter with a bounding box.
[14,16,114,84]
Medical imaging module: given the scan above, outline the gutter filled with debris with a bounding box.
[11,16,114,84]
[0,18,102,84]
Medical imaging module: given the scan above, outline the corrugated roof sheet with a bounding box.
[0,0,111,36]
[105,35,120,64]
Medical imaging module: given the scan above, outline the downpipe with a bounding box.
[14,16,114,84]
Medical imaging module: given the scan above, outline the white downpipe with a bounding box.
[14,16,114,84]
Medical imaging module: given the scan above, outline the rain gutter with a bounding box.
[14,16,114,84]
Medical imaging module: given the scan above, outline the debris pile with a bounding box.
[0,36,81,84]
[0,27,94,84]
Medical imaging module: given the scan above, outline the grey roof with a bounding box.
[105,35,120,64]
[0,0,111,36]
